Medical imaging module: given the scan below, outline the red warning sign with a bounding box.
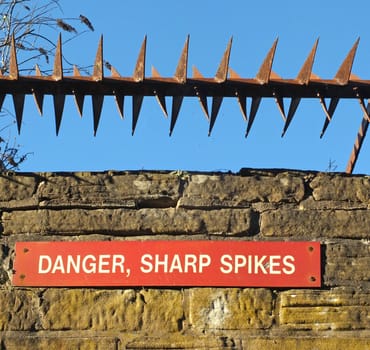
[12,241,321,287]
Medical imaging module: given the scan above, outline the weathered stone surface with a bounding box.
[3,334,117,350]
[0,289,39,330]
[41,289,183,333]
[179,172,305,208]
[37,171,181,208]
[325,241,370,287]
[310,174,370,203]
[189,288,273,330]
[242,336,370,350]
[0,173,37,202]
[2,207,255,236]
[260,208,370,238]
[278,289,370,330]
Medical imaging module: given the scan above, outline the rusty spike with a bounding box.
[53,94,65,135]
[12,94,25,134]
[170,96,183,136]
[236,93,247,121]
[109,66,124,118]
[33,64,44,115]
[273,94,286,121]
[110,65,121,77]
[92,95,104,136]
[92,35,103,81]
[133,35,146,82]
[334,37,360,85]
[132,95,144,135]
[357,97,370,122]
[174,35,189,83]
[214,37,232,83]
[320,97,339,138]
[245,97,262,137]
[229,68,241,79]
[151,66,168,117]
[296,38,319,84]
[192,65,204,78]
[209,96,223,135]
[53,33,63,80]
[346,108,369,173]
[72,65,84,117]
[196,91,209,120]
[0,94,5,111]
[9,34,18,79]
[256,38,278,84]
[282,97,301,137]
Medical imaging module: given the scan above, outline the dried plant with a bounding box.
[0,0,94,170]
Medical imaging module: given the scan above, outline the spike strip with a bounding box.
[1,34,370,173]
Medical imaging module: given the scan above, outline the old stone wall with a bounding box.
[0,169,369,349]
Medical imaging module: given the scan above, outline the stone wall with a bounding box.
[0,169,369,349]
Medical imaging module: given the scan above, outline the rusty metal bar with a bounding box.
[1,33,369,173]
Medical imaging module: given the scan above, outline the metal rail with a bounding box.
[2,34,369,173]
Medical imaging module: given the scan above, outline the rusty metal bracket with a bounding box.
[1,34,369,173]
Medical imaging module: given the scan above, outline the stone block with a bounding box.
[37,171,181,208]
[189,288,273,330]
[0,289,39,330]
[325,241,370,287]
[179,172,305,208]
[41,289,184,333]
[0,173,36,202]
[2,207,255,236]
[242,336,370,350]
[278,289,370,330]
[311,174,370,203]
[260,208,370,238]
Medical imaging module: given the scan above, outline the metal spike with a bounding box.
[53,94,65,135]
[133,36,146,82]
[170,96,183,136]
[9,34,18,79]
[0,94,5,111]
[273,94,286,121]
[33,64,44,115]
[256,38,278,83]
[235,92,247,121]
[53,34,63,80]
[296,38,319,84]
[110,65,121,77]
[151,66,168,117]
[229,68,241,79]
[357,96,370,122]
[151,65,161,78]
[320,97,339,138]
[318,94,331,122]
[192,65,204,78]
[282,97,301,137]
[72,66,84,117]
[346,108,369,173]
[209,96,223,135]
[92,95,104,136]
[12,94,25,134]
[245,97,262,136]
[174,35,189,83]
[196,91,209,120]
[214,37,232,83]
[92,35,103,81]
[114,94,124,119]
[334,37,360,85]
[132,95,144,134]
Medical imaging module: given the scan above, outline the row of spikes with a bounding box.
[3,34,369,173]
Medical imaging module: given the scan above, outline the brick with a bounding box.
[260,208,370,238]
[325,241,370,287]
[0,289,39,330]
[179,172,305,208]
[2,207,255,236]
[37,171,182,208]
[189,288,273,330]
[278,289,370,330]
[41,289,184,333]
[311,173,370,203]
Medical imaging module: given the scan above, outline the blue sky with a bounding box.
[5,0,370,173]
